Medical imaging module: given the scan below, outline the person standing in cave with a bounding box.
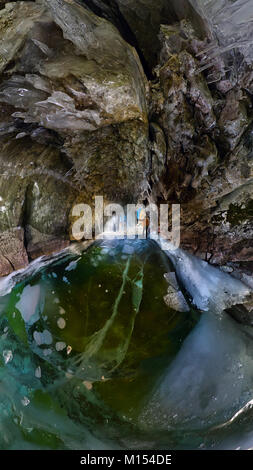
[111,211,118,233]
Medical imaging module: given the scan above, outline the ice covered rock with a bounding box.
[148,2,253,269]
[163,272,190,312]
[159,239,251,313]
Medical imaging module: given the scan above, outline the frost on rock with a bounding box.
[0,0,147,133]
[159,239,251,313]
[190,0,253,79]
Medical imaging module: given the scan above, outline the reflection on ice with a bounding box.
[140,312,253,431]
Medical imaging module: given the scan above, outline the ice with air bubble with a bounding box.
[0,238,253,449]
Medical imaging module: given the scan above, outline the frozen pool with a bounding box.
[0,239,252,450]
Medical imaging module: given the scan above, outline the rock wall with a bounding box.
[0,0,252,277]
[0,0,149,274]
[149,17,253,269]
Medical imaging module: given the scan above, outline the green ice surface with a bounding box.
[0,239,199,449]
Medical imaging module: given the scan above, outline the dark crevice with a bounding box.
[3,254,15,271]
[80,0,152,79]
[13,119,64,148]
[59,149,74,173]
[21,184,31,254]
